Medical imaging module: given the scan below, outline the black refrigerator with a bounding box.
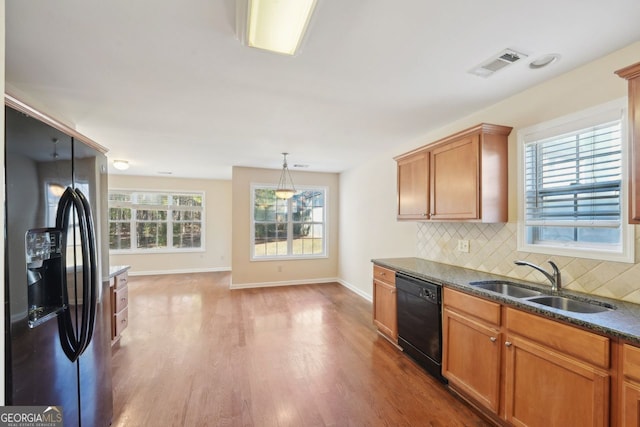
[4,103,113,427]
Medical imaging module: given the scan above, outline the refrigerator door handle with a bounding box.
[76,189,97,356]
[55,187,81,361]
[70,188,92,357]
[55,187,95,361]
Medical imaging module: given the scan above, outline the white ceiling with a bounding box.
[6,0,640,179]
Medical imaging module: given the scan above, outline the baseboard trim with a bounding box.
[127,267,231,276]
[336,278,373,302]
[127,269,374,303]
[230,277,339,289]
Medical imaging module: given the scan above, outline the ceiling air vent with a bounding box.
[469,49,528,78]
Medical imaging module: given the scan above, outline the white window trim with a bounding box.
[516,97,634,263]
[109,188,206,254]
[250,183,329,261]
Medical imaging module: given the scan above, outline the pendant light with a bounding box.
[275,153,296,199]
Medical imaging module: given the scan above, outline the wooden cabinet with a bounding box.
[623,381,640,427]
[443,288,612,426]
[616,62,640,224]
[442,288,502,413]
[110,268,130,345]
[620,343,640,426]
[394,123,512,222]
[430,134,480,220]
[504,308,610,427]
[397,151,429,219]
[372,265,397,342]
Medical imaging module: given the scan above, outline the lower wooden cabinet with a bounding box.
[620,343,640,426]
[110,268,130,345]
[623,381,640,426]
[442,307,501,412]
[504,308,610,427]
[443,288,612,426]
[372,265,397,342]
[504,334,609,427]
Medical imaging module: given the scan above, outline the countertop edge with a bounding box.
[373,257,640,346]
[109,265,131,278]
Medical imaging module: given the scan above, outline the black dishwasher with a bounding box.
[396,272,446,383]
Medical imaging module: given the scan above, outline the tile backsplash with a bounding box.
[416,222,640,304]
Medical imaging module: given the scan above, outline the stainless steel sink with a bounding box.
[526,295,614,313]
[469,281,543,298]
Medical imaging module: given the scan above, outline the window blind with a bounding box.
[523,120,622,228]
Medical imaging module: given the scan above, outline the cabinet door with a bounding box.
[397,151,429,220]
[623,381,640,426]
[430,135,480,220]
[373,279,397,340]
[442,308,501,412]
[504,335,609,427]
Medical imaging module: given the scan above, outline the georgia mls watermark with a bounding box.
[0,406,63,427]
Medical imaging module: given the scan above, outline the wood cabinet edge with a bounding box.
[393,123,513,161]
[615,62,640,80]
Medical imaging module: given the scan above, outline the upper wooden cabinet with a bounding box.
[615,62,640,224]
[396,150,429,219]
[394,123,512,222]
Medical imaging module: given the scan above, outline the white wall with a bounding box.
[109,175,232,275]
[339,154,416,300]
[338,40,640,301]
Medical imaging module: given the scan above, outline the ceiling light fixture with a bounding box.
[529,54,560,70]
[275,153,296,199]
[112,160,130,171]
[239,0,317,55]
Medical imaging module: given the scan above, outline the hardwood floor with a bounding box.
[111,272,490,427]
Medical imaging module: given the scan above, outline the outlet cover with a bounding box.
[457,239,470,253]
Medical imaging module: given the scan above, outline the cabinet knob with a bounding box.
[505,341,512,347]
[489,337,497,342]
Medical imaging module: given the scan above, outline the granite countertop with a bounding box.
[373,257,640,345]
[109,265,130,278]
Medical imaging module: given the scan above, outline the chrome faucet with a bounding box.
[514,260,562,292]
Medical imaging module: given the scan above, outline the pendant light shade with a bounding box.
[275,153,296,199]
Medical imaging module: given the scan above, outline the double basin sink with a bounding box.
[468,280,616,314]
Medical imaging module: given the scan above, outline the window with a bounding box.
[517,99,633,262]
[251,185,326,259]
[108,190,204,252]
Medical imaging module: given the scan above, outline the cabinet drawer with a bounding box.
[114,271,128,289]
[113,307,128,337]
[373,265,396,286]
[113,285,128,313]
[623,344,640,381]
[506,308,609,369]
[443,288,501,326]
